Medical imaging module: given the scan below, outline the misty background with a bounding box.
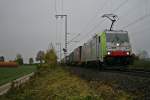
[0,0,150,63]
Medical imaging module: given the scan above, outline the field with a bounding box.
[0,65,37,85]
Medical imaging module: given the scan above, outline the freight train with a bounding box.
[62,14,133,68]
[65,30,133,68]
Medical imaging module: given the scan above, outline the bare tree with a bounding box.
[36,50,45,65]
[0,56,5,62]
[16,54,23,65]
[29,58,34,64]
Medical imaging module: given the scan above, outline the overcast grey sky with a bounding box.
[0,0,150,63]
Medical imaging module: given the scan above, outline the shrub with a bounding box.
[44,48,57,69]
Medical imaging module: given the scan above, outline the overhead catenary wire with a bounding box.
[77,0,130,44]
[85,0,129,36]
[68,0,110,44]
[131,26,150,36]
[68,33,80,45]
[144,0,148,16]
[71,19,103,49]
[54,0,57,14]
[79,0,110,34]
[61,0,63,14]
[112,0,129,13]
[88,0,128,32]
[54,0,64,58]
[67,0,131,52]
[80,19,105,40]
[111,0,147,31]
[122,13,150,29]
[54,0,67,58]
[66,0,149,55]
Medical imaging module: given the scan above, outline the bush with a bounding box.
[44,48,57,68]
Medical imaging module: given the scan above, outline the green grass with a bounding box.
[0,65,37,85]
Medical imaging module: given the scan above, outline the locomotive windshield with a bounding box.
[106,33,129,43]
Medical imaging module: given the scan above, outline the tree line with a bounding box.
[0,43,57,67]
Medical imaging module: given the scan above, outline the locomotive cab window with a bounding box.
[106,33,129,43]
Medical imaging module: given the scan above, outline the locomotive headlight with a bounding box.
[116,43,120,46]
[126,52,130,55]
[107,52,111,55]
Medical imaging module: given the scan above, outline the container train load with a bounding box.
[64,14,134,68]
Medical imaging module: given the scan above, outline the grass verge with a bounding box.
[0,65,134,100]
[0,65,37,85]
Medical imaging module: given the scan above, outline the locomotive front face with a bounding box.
[106,31,132,57]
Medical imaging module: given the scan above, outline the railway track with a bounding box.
[102,68,150,78]
[66,65,150,78]
[66,66,150,99]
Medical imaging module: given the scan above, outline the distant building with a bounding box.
[0,56,5,62]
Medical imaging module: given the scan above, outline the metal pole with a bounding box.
[56,42,61,62]
[60,43,61,62]
[65,15,67,61]
[55,14,68,64]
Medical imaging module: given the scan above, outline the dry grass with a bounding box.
[0,66,134,100]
